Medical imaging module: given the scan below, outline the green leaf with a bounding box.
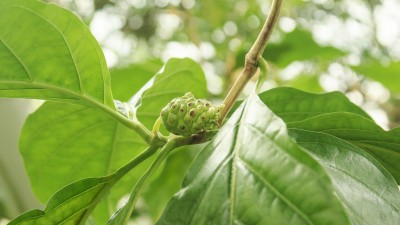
[9,176,113,225]
[134,58,208,129]
[111,60,163,102]
[352,60,400,93]
[265,29,345,68]
[9,145,159,225]
[257,87,400,184]
[259,87,371,122]
[289,129,400,225]
[390,127,400,136]
[157,92,350,225]
[20,102,147,202]
[0,0,113,107]
[19,102,152,225]
[286,112,400,184]
[16,59,162,223]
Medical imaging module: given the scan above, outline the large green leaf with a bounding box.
[18,58,208,224]
[134,58,208,129]
[259,87,371,122]
[286,112,400,184]
[157,92,350,225]
[290,129,400,225]
[18,101,154,224]
[352,60,400,93]
[19,102,148,202]
[0,0,113,107]
[257,88,400,183]
[265,29,345,68]
[17,60,157,223]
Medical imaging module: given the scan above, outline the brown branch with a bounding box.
[219,0,283,124]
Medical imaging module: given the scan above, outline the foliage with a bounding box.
[0,0,399,225]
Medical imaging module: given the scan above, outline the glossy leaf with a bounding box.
[352,60,400,93]
[290,129,400,225]
[259,87,371,122]
[157,92,350,225]
[286,112,400,184]
[0,0,113,108]
[133,58,208,129]
[257,88,400,183]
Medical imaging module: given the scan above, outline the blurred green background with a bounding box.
[1,0,400,223]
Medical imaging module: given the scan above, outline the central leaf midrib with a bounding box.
[46,182,108,218]
[0,80,110,111]
[238,123,317,225]
[238,158,315,225]
[228,102,248,225]
[185,155,233,224]
[184,126,240,225]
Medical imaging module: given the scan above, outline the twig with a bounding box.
[219,0,283,124]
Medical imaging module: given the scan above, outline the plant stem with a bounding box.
[108,136,190,225]
[87,96,154,144]
[113,145,160,180]
[219,0,283,124]
[79,145,160,224]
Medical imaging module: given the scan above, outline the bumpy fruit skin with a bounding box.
[160,92,224,136]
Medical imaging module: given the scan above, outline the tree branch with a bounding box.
[219,0,283,124]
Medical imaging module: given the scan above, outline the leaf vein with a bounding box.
[0,37,32,80]
[12,5,85,93]
[237,158,315,225]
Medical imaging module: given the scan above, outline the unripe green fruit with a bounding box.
[160,92,224,136]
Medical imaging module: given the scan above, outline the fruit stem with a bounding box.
[219,0,283,124]
[152,116,162,135]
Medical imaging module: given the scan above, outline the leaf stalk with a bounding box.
[108,136,191,225]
